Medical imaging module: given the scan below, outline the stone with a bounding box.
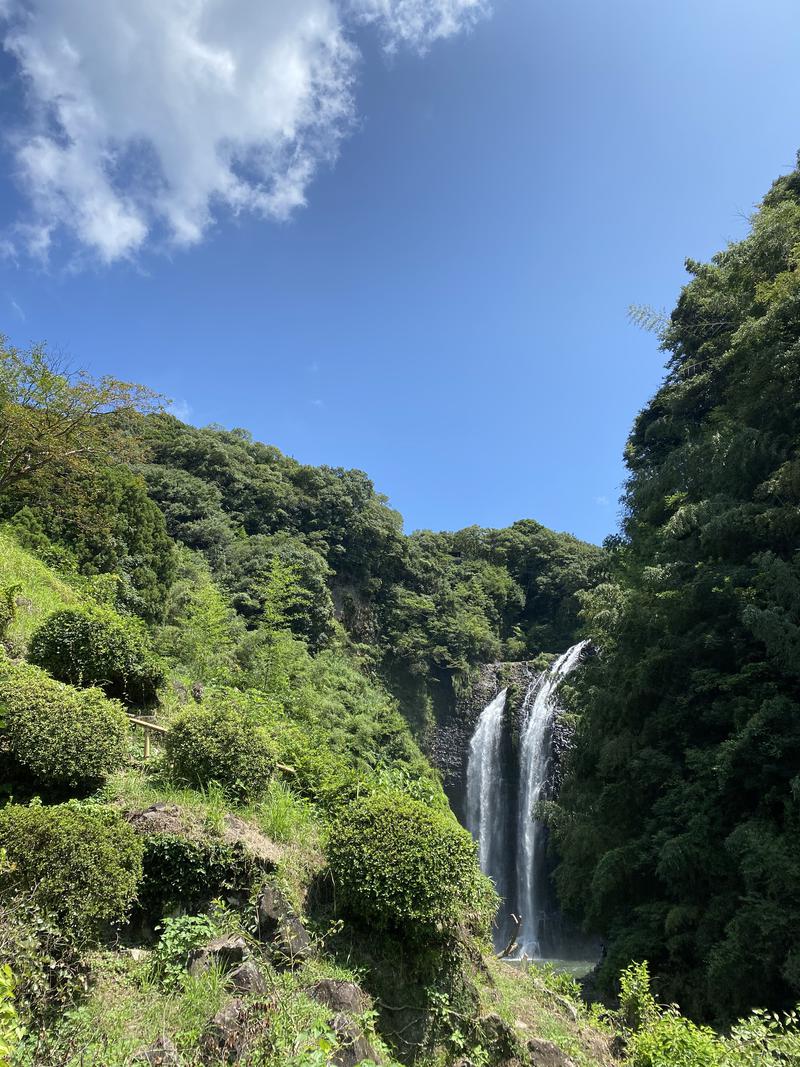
[125,807,282,872]
[132,1035,181,1065]
[330,1012,383,1067]
[255,883,313,966]
[478,1014,525,1062]
[200,1000,249,1063]
[272,914,313,966]
[228,960,268,995]
[126,804,186,837]
[526,1037,578,1067]
[188,934,249,977]
[307,979,369,1015]
[255,883,292,937]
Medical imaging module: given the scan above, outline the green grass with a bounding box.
[12,953,229,1066]
[102,769,320,849]
[0,529,82,650]
[11,946,401,1066]
[479,957,615,1067]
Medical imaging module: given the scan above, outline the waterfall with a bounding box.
[466,688,509,905]
[515,640,588,958]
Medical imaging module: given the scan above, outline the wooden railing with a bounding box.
[129,716,167,760]
[127,715,295,774]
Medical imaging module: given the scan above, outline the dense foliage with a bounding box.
[551,156,800,1021]
[163,702,276,801]
[327,790,495,938]
[0,656,128,789]
[0,801,143,940]
[29,606,165,706]
[134,413,603,692]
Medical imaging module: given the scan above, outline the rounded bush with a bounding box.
[0,657,129,788]
[29,606,165,706]
[0,800,144,940]
[326,790,495,938]
[164,704,276,801]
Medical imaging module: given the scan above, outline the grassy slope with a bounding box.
[0,529,82,648]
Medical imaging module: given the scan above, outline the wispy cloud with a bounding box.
[310,398,325,408]
[594,495,610,508]
[348,0,488,52]
[0,0,488,264]
[7,294,25,320]
[168,399,193,423]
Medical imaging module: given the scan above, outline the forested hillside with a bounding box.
[1,392,604,738]
[550,156,800,1024]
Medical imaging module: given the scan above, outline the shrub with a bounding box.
[29,606,165,705]
[0,895,84,1023]
[0,801,143,940]
[137,834,256,916]
[326,790,495,939]
[0,657,128,788]
[163,704,276,801]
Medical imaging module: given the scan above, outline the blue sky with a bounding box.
[1,0,799,545]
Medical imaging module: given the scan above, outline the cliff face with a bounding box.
[432,654,585,821]
[431,660,537,823]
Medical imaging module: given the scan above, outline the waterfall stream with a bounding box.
[465,642,588,959]
[515,640,588,957]
[466,688,509,906]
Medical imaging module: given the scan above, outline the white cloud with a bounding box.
[349,0,488,51]
[0,0,488,263]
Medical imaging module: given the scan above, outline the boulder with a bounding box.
[127,804,186,837]
[330,1012,383,1067]
[125,806,282,871]
[132,1035,181,1065]
[307,979,369,1015]
[228,960,268,995]
[255,883,313,966]
[273,913,313,966]
[527,1037,578,1067]
[188,934,249,977]
[255,883,293,936]
[222,815,281,869]
[200,1000,250,1063]
[479,1013,524,1061]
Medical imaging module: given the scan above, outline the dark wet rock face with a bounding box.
[430,657,583,822]
[431,661,537,824]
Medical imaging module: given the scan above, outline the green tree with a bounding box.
[0,337,159,494]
